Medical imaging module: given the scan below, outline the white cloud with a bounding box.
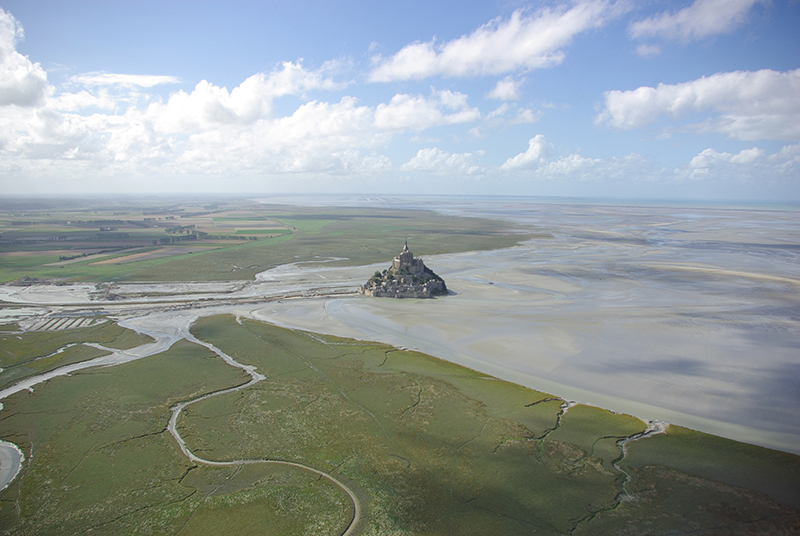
[511,108,542,124]
[486,103,510,119]
[274,149,392,174]
[677,143,797,183]
[144,61,346,133]
[401,147,483,174]
[539,153,600,177]
[373,89,480,131]
[688,147,764,169]
[50,90,117,112]
[487,76,522,100]
[494,137,796,196]
[69,72,180,88]
[729,147,765,164]
[774,142,800,166]
[501,135,553,169]
[630,0,766,42]
[499,136,603,180]
[0,58,480,182]
[0,8,48,106]
[596,69,800,140]
[469,103,541,139]
[255,97,380,151]
[369,1,627,82]
[634,43,662,58]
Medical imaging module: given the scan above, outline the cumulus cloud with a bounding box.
[487,77,522,100]
[630,0,766,43]
[496,136,798,195]
[539,153,601,177]
[369,1,627,82]
[689,147,764,169]
[0,50,480,182]
[501,135,553,169]
[373,89,480,131]
[0,8,48,106]
[272,149,392,174]
[253,97,379,153]
[145,61,346,133]
[511,108,542,124]
[401,147,483,174]
[677,143,798,183]
[595,69,800,140]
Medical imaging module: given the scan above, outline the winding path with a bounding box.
[0,312,362,536]
[166,327,362,536]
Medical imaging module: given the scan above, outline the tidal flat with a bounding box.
[1,314,798,535]
[249,198,800,454]
[0,196,799,533]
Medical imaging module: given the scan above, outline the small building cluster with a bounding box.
[359,241,447,298]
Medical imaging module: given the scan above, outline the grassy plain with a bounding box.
[0,337,351,536]
[0,320,154,389]
[0,315,798,534]
[0,197,533,282]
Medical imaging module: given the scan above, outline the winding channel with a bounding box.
[0,312,362,536]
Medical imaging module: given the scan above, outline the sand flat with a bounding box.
[247,201,800,453]
[1,200,798,454]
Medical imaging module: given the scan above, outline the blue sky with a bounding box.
[1,0,798,200]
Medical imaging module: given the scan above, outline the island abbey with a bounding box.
[359,241,447,298]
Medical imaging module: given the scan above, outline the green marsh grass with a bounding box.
[185,316,800,535]
[0,321,154,389]
[0,339,350,535]
[1,315,797,535]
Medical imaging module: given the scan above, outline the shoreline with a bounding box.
[0,440,23,491]
[4,294,798,455]
[0,290,798,502]
[2,252,800,455]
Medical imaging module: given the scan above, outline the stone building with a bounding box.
[360,241,447,298]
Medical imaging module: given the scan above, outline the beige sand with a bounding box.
[1,202,798,455]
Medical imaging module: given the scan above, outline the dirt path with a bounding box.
[166,325,362,536]
[0,310,362,536]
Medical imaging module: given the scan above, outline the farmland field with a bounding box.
[0,197,531,283]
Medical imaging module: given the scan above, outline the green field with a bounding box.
[0,197,537,282]
[0,320,154,389]
[1,315,797,535]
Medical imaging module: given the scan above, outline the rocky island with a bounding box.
[359,241,447,298]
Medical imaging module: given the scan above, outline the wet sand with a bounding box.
[1,200,798,454]
[248,201,800,453]
[0,440,22,491]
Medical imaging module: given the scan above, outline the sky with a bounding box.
[0,0,798,201]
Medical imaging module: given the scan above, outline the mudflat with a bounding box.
[249,200,800,454]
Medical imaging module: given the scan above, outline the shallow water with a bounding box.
[250,198,800,453]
